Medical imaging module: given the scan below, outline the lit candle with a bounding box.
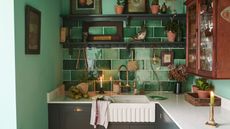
[100,76,103,88]
[110,76,113,92]
[210,91,215,106]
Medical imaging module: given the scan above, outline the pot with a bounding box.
[192,85,199,93]
[151,5,160,15]
[167,31,176,42]
[197,90,210,98]
[115,5,124,14]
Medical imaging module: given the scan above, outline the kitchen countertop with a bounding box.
[47,87,230,129]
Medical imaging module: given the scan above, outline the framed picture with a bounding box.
[161,51,174,66]
[25,5,41,54]
[127,0,147,13]
[83,21,123,41]
[70,0,102,15]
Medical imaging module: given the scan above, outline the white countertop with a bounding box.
[47,87,230,129]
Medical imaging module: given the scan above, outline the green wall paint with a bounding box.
[15,0,63,129]
[211,80,230,99]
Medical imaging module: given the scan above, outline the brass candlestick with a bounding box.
[206,104,218,127]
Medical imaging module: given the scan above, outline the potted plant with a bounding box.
[196,78,213,98]
[150,0,160,14]
[168,64,187,94]
[165,16,179,42]
[192,78,206,93]
[115,0,125,14]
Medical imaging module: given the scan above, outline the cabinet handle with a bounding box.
[73,107,83,112]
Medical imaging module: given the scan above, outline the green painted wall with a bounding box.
[211,80,230,99]
[15,0,63,129]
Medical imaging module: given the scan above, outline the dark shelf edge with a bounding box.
[62,42,186,48]
[61,14,186,21]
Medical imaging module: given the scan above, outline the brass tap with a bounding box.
[118,65,129,87]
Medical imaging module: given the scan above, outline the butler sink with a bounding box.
[110,95,150,103]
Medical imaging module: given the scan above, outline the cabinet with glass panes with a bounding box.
[185,0,230,79]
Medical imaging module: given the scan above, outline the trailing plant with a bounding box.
[117,0,125,6]
[165,15,179,33]
[151,0,159,5]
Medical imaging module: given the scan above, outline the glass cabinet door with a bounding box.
[187,3,197,71]
[199,0,213,72]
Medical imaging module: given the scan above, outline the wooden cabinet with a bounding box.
[186,0,230,79]
[155,104,179,129]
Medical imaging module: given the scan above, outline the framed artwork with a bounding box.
[127,0,147,13]
[161,51,174,66]
[70,0,102,15]
[82,21,123,41]
[25,5,41,54]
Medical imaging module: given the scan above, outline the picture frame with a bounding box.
[127,0,147,13]
[25,5,41,54]
[82,21,123,41]
[161,51,174,66]
[70,0,102,15]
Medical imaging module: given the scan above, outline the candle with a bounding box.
[110,76,113,92]
[100,76,103,88]
[210,91,215,105]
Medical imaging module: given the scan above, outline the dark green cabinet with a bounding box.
[156,104,180,129]
[49,103,180,129]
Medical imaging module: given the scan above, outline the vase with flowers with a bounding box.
[168,64,187,94]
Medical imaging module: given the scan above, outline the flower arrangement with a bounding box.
[168,64,187,82]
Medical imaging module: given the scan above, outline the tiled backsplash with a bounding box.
[63,19,186,91]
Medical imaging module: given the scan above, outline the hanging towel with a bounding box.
[90,100,111,129]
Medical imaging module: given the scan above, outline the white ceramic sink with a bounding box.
[110,95,150,103]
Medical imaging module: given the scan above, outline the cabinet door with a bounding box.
[59,104,93,129]
[197,0,214,77]
[48,104,60,129]
[186,0,198,74]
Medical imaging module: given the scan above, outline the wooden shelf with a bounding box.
[63,41,186,48]
[62,14,186,26]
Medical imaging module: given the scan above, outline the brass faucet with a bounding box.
[118,65,129,87]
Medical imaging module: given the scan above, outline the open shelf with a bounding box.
[63,41,186,48]
[62,14,186,26]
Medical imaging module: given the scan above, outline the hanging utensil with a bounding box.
[127,49,139,72]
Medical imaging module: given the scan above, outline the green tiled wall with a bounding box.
[64,19,186,91]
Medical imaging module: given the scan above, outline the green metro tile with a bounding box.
[124,27,136,37]
[104,27,117,35]
[120,71,135,81]
[179,59,186,65]
[71,48,85,59]
[103,49,119,60]
[146,27,153,38]
[162,20,168,26]
[120,49,131,59]
[136,70,151,81]
[63,48,71,59]
[154,27,167,37]
[88,27,103,35]
[146,20,162,26]
[135,48,151,60]
[111,60,128,70]
[136,60,144,70]
[63,60,76,70]
[96,60,111,70]
[129,20,144,26]
[173,49,186,59]
[103,70,119,80]
[63,70,71,81]
[71,70,88,81]
[155,71,169,80]
[70,27,82,39]
[143,81,159,91]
